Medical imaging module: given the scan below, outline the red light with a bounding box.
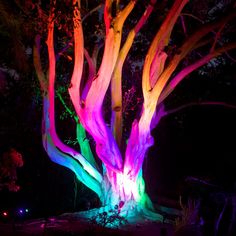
[3,212,8,217]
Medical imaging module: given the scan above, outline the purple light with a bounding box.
[19,209,24,214]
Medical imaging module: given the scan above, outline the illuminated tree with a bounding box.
[33,0,236,220]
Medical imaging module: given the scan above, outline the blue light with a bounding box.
[17,208,29,216]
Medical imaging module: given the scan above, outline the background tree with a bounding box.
[0,148,24,192]
[32,0,236,220]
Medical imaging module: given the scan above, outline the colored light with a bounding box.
[19,209,23,214]
[3,211,8,217]
[25,209,29,213]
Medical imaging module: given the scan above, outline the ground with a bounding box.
[0,209,175,236]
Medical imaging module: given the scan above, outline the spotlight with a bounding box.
[18,209,24,214]
[17,208,30,216]
[2,211,8,217]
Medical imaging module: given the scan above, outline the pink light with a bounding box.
[3,212,8,217]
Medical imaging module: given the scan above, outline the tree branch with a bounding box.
[68,0,84,106]
[158,42,236,104]
[104,0,113,32]
[181,12,236,62]
[33,35,47,92]
[142,0,189,95]
[111,0,156,148]
[164,101,236,117]
[81,48,96,101]
[44,2,102,185]
[56,90,99,169]
[150,10,236,108]
[70,0,137,175]
[124,0,189,181]
[82,3,104,22]
[42,97,102,196]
